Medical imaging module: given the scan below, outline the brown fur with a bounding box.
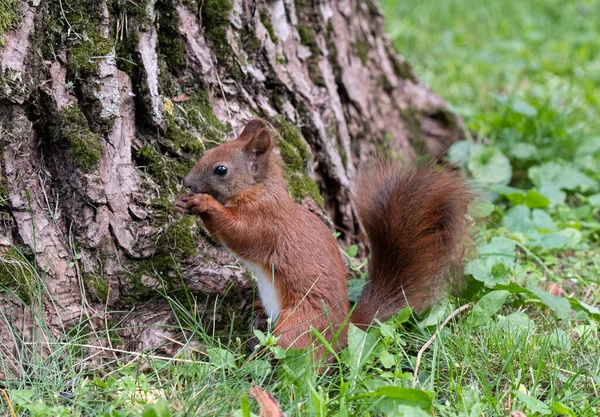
[350,159,473,327]
[176,119,474,354]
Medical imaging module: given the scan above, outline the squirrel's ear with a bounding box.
[239,118,269,139]
[244,128,273,156]
[244,128,273,175]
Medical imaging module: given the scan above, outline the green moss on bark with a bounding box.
[123,216,200,302]
[155,0,187,73]
[0,0,19,47]
[243,26,262,55]
[46,0,114,77]
[164,89,229,153]
[259,9,278,43]
[108,0,149,75]
[388,51,418,83]
[0,70,24,100]
[201,0,233,63]
[135,144,194,185]
[277,118,310,172]
[356,39,370,65]
[136,145,165,180]
[59,106,103,172]
[0,176,7,208]
[157,216,199,258]
[298,24,325,87]
[271,117,324,207]
[184,90,230,144]
[286,173,324,207]
[399,108,425,153]
[83,273,109,303]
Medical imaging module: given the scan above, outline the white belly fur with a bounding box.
[240,260,281,320]
[222,245,281,319]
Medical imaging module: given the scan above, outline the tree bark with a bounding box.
[0,0,462,373]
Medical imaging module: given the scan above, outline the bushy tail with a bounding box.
[350,159,474,327]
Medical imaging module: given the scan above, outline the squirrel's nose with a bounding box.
[183,173,192,188]
[183,172,204,194]
[183,172,197,191]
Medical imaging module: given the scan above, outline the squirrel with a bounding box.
[176,118,474,354]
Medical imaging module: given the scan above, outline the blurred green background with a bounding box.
[382,0,599,163]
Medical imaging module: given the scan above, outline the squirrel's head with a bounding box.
[183,118,276,204]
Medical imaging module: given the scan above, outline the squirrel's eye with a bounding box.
[213,165,228,176]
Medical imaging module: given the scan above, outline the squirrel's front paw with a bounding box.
[175,193,194,215]
[176,193,216,215]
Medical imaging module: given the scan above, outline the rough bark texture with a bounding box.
[0,0,463,374]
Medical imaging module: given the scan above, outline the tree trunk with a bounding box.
[0,0,462,373]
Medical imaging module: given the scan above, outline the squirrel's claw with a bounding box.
[175,194,194,214]
[176,193,216,215]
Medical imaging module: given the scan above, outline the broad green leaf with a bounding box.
[529,233,569,250]
[538,184,566,206]
[468,290,509,327]
[502,205,533,233]
[468,146,512,185]
[142,399,171,417]
[465,259,511,286]
[568,297,600,320]
[514,392,551,415]
[478,237,517,265]
[527,284,571,320]
[347,324,379,374]
[389,405,432,417]
[9,390,35,406]
[525,190,550,208]
[248,359,272,379]
[551,402,576,417]
[279,348,313,384]
[447,140,473,168]
[496,312,533,331]
[253,329,267,345]
[418,300,451,327]
[468,403,486,417]
[504,191,526,205]
[510,143,538,160]
[469,199,495,218]
[558,228,582,247]
[489,184,523,196]
[379,350,396,369]
[348,279,366,302]
[207,347,236,369]
[529,162,598,192]
[394,306,412,324]
[575,136,600,158]
[532,209,556,231]
[511,98,538,117]
[549,328,571,351]
[270,345,286,359]
[497,282,597,321]
[364,386,433,410]
[588,193,600,206]
[346,245,358,257]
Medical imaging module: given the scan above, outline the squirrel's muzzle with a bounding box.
[182,172,201,194]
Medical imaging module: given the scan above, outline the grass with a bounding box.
[1,0,600,416]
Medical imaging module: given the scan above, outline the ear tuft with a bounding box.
[244,128,272,156]
[239,118,269,138]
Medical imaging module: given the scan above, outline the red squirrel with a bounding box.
[175,118,473,352]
